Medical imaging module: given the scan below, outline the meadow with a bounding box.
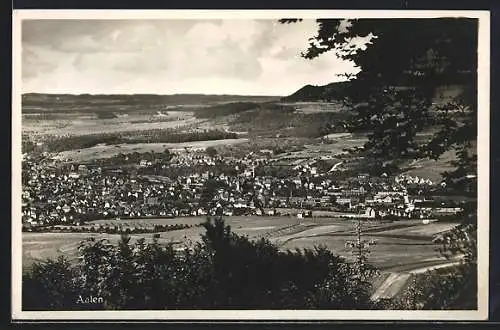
[22,112,200,137]
[51,139,250,162]
[401,150,458,183]
[279,101,346,114]
[23,216,457,273]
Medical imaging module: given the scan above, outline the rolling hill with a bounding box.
[283,81,467,105]
[281,81,351,102]
[22,93,280,113]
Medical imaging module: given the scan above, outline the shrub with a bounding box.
[22,217,377,310]
[390,223,477,310]
[23,256,85,310]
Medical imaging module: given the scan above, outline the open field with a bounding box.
[21,231,197,268]
[48,131,360,163]
[22,98,363,163]
[227,104,350,139]
[23,216,458,273]
[279,235,443,270]
[322,132,353,140]
[22,217,461,300]
[283,138,367,159]
[22,216,300,269]
[401,150,457,183]
[379,222,458,237]
[278,102,346,114]
[22,112,200,137]
[51,138,249,162]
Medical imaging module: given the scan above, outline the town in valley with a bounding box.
[19,16,479,310]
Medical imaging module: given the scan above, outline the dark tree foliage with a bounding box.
[280,18,478,310]
[96,149,173,167]
[293,18,478,197]
[23,217,377,310]
[280,18,477,165]
[22,136,37,154]
[95,111,118,119]
[25,223,193,234]
[205,146,218,158]
[22,256,82,310]
[44,129,238,153]
[391,223,477,310]
[200,179,227,209]
[193,102,258,118]
[281,81,351,102]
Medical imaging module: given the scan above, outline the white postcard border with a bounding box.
[11,9,491,321]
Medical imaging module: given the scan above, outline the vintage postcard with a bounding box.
[11,9,490,321]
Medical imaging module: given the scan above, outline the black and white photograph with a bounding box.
[11,10,490,320]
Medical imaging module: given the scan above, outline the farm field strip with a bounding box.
[23,218,454,274]
[22,115,200,136]
[379,223,458,237]
[22,218,456,301]
[53,138,250,162]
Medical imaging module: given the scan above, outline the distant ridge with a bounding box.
[22,92,281,98]
[282,81,467,105]
[281,81,351,102]
[22,93,280,111]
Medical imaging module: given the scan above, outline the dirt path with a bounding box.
[329,161,344,172]
[370,260,462,300]
[371,273,412,301]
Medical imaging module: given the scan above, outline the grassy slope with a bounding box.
[23,218,453,272]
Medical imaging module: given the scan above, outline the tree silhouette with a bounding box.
[280,18,477,165]
[23,217,378,310]
[344,218,378,297]
[205,146,218,158]
[281,17,478,309]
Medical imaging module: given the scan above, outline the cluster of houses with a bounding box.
[21,150,465,228]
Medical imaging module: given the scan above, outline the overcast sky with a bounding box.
[22,19,366,96]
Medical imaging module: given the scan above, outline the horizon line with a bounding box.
[21,92,285,97]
